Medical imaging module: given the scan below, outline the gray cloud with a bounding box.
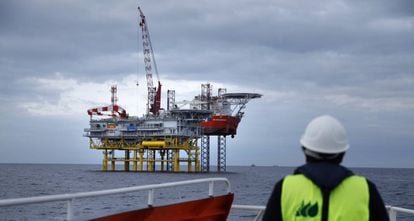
[0,0,413,167]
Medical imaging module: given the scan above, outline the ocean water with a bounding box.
[0,164,413,220]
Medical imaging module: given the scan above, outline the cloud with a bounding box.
[18,73,115,117]
[1,0,414,167]
[323,94,414,112]
[368,17,414,32]
[16,73,268,118]
[13,67,414,118]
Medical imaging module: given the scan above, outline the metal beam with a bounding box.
[201,135,210,172]
[217,136,226,172]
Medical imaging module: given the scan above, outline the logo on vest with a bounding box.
[296,201,319,217]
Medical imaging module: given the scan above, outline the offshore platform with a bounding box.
[84,7,261,173]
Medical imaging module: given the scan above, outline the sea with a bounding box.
[0,164,413,221]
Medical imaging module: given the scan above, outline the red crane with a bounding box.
[138,7,161,116]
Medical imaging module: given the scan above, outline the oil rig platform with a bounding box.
[83,7,261,173]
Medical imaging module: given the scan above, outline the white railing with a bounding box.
[387,206,414,221]
[0,177,231,220]
[1,177,413,221]
[231,204,266,221]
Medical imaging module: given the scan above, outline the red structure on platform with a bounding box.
[200,115,241,137]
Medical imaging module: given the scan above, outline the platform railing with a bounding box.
[0,177,231,220]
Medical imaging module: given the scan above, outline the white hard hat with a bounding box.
[300,115,349,154]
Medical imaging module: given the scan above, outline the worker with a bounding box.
[262,115,389,221]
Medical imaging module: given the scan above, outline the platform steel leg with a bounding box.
[103,150,108,171]
[201,135,210,172]
[139,150,144,171]
[152,150,156,171]
[124,150,130,171]
[187,150,192,173]
[166,150,173,172]
[174,149,180,173]
[195,146,200,172]
[111,150,115,171]
[160,150,165,171]
[148,150,154,172]
[217,136,226,172]
[133,150,137,171]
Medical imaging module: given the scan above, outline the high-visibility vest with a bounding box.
[281,174,369,221]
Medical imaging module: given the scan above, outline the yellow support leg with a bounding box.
[133,150,137,172]
[152,150,156,171]
[124,150,130,171]
[103,150,108,171]
[111,151,115,171]
[139,150,144,171]
[187,151,192,173]
[160,150,165,172]
[147,150,154,172]
[195,148,200,172]
[174,149,180,173]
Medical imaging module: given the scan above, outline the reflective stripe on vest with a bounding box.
[281,174,369,221]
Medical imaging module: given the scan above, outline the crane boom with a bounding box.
[138,7,161,115]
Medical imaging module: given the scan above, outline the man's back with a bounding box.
[263,115,389,221]
[262,162,389,221]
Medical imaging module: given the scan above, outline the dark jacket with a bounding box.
[262,162,389,221]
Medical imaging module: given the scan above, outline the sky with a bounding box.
[0,0,413,168]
